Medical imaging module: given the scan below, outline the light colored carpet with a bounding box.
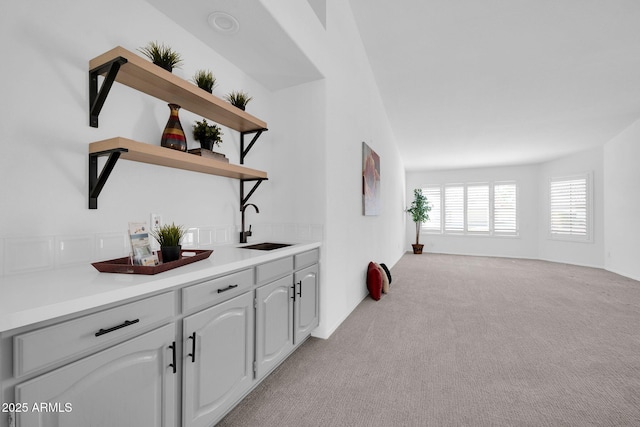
[218,253,640,426]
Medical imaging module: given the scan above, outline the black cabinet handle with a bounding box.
[188,332,197,363]
[290,284,296,301]
[95,319,139,337]
[297,280,303,298]
[217,284,239,293]
[169,341,177,374]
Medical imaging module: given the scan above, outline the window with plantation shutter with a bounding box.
[549,174,591,240]
[466,185,489,232]
[422,187,441,232]
[420,181,519,237]
[444,186,464,232]
[494,183,517,235]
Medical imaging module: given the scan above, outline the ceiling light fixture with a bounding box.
[208,11,240,35]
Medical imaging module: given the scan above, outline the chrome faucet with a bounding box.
[240,203,259,243]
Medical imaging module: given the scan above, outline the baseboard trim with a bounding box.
[312,291,367,340]
[537,257,604,270]
[604,266,640,282]
[312,253,403,340]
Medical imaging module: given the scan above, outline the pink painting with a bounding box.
[362,142,380,215]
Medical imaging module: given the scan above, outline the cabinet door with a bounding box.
[15,324,177,427]
[183,292,254,427]
[255,275,294,379]
[294,264,319,345]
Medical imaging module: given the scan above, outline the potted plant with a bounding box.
[192,118,223,151]
[192,69,216,93]
[150,223,185,263]
[138,41,183,72]
[224,90,252,111]
[407,188,431,254]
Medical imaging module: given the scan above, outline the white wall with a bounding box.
[604,119,640,280]
[314,0,406,338]
[538,147,605,268]
[406,147,607,269]
[0,0,275,241]
[406,165,539,259]
[1,0,408,339]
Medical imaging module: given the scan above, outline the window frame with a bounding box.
[493,181,518,236]
[419,181,519,237]
[548,172,593,242]
[421,186,442,233]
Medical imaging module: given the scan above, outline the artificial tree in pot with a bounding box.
[407,188,431,254]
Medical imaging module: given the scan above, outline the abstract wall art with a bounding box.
[362,142,380,216]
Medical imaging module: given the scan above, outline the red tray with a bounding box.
[92,250,213,275]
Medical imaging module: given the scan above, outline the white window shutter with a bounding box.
[549,175,590,239]
[494,183,517,234]
[445,186,464,232]
[422,187,441,232]
[467,185,489,232]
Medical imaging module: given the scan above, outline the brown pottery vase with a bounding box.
[161,103,187,152]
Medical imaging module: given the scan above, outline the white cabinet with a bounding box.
[182,291,254,427]
[255,251,319,380]
[15,324,177,427]
[13,292,175,378]
[255,275,294,379]
[294,264,319,345]
[1,245,320,427]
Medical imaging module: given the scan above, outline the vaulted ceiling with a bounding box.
[147,0,640,171]
[349,0,640,170]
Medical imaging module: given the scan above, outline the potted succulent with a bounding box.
[192,69,216,93]
[407,188,431,254]
[138,41,183,72]
[192,118,223,151]
[150,223,185,263]
[224,90,252,111]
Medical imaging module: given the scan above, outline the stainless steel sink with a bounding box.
[240,242,292,251]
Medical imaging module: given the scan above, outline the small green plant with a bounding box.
[192,118,223,150]
[224,90,253,110]
[150,223,185,247]
[192,69,216,93]
[138,41,183,72]
[407,189,431,245]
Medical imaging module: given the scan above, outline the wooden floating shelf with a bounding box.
[90,138,268,180]
[89,46,267,133]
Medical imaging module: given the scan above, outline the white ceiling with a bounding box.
[148,0,640,171]
[349,0,640,170]
[145,0,323,91]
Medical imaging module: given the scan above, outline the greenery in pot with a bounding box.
[224,90,253,111]
[150,222,185,247]
[192,69,217,93]
[138,41,183,72]
[406,189,431,251]
[192,118,223,151]
[150,222,186,262]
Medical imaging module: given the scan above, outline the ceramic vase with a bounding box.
[161,104,187,152]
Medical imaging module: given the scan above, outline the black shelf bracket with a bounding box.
[89,56,128,128]
[89,148,128,209]
[240,128,268,165]
[239,128,268,208]
[240,178,267,208]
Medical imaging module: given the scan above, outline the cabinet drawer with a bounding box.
[294,249,319,270]
[182,268,254,313]
[256,257,293,284]
[13,291,175,378]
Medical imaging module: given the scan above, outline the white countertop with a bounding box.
[0,242,320,333]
